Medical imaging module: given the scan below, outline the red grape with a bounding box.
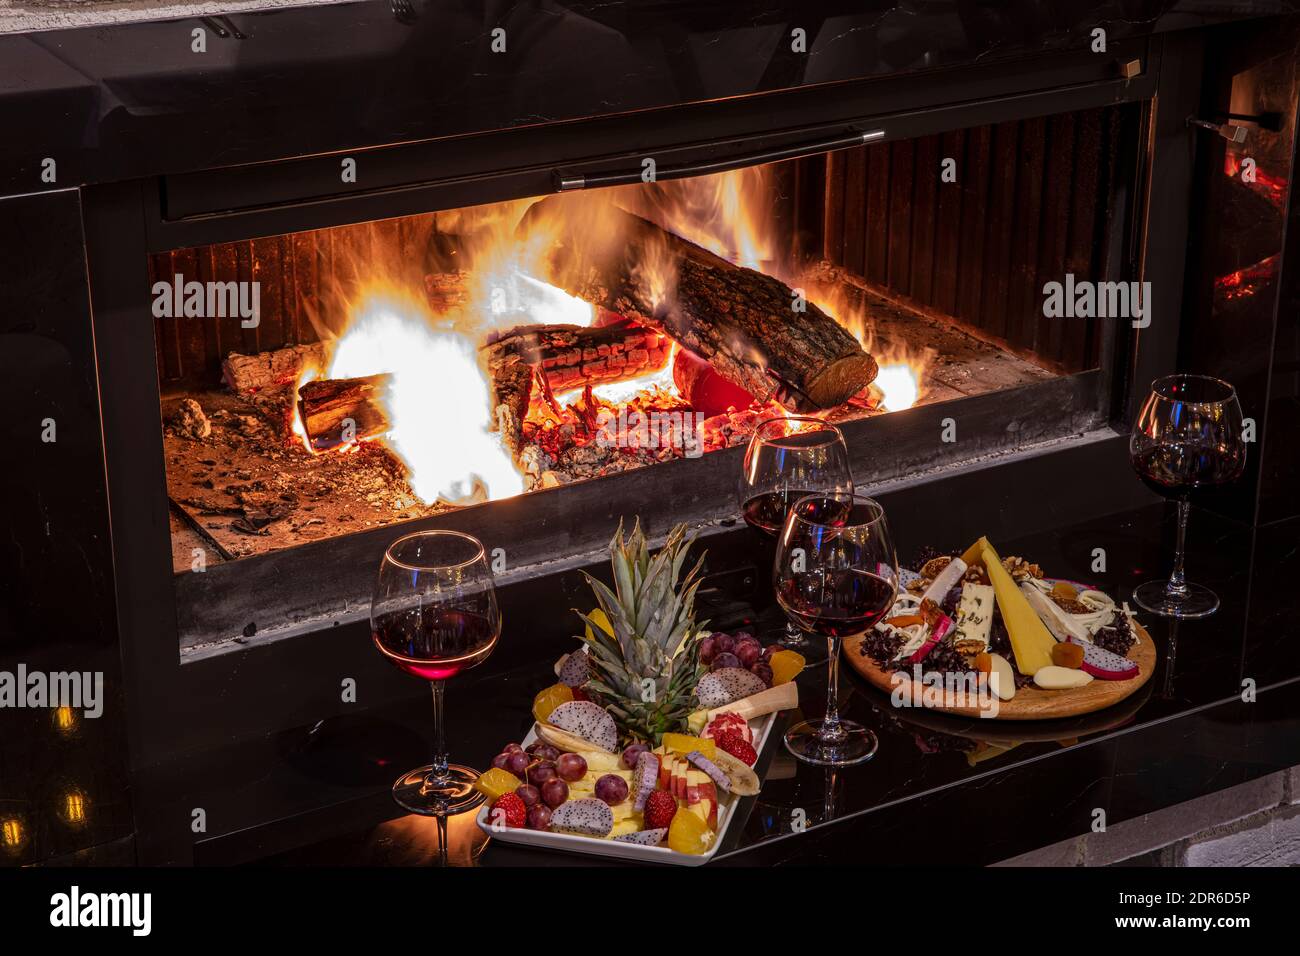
[505,751,530,775]
[541,778,569,808]
[526,805,552,830]
[527,760,557,785]
[594,774,629,805]
[491,753,511,771]
[621,743,649,770]
[515,784,540,807]
[711,652,741,671]
[735,639,762,667]
[699,635,717,664]
[556,752,588,781]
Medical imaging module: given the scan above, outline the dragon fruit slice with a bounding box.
[907,613,953,664]
[633,751,659,811]
[685,750,733,793]
[550,798,614,836]
[612,827,668,846]
[547,700,618,752]
[557,648,590,687]
[695,668,767,709]
[1066,636,1138,680]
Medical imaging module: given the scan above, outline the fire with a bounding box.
[873,364,920,411]
[326,292,524,505]
[290,165,933,506]
[806,281,928,412]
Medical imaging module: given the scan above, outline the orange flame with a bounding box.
[290,166,931,503]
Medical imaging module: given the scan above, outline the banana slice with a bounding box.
[536,722,613,756]
[708,748,761,796]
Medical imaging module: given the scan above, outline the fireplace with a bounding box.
[142,100,1139,654]
[5,0,1293,867]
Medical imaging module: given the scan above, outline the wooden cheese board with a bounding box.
[844,622,1157,721]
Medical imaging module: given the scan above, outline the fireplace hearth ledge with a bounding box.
[177,425,1123,662]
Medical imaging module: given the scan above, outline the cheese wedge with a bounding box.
[960,536,990,570]
[1032,665,1094,690]
[981,541,1057,676]
[952,583,995,653]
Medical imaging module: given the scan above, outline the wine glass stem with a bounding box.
[820,636,845,742]
[1167,498,1191,598]
[429,679,449,785]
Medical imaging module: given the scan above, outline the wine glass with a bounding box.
[372,530,500,831]
[775,492,897,766]
[739,416,854,660]
[1129,374,1246,618]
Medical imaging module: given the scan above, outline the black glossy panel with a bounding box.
[0,190,133,865]
[0,1,1289,194]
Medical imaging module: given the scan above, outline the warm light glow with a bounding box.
[61,790,87,826]
[53,705,76,735]
[808,282,930,412]
[874,364,920,411]
[329,293,525,505]
[289,164,935,502]
[1,818,23,850]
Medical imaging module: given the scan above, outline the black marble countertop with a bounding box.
[0,1,1288,196]
[146,490,1300,867]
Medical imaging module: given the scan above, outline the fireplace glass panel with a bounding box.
[151,105,1133,573]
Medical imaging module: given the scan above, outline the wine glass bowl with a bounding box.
[739,416,854,659]
[1129,374,1246,618]
[372,530,501,820]
[775,492,897,766]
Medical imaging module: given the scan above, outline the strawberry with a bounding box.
[643,789,678,830]
[715,731,758,766]
[488,792,527,828]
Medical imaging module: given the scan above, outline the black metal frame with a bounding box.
[81,34,1197,862]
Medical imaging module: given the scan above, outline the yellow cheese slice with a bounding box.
[981,541,1056,676]
[959,536,989,569]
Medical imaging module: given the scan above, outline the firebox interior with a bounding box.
[152,106,1131,576]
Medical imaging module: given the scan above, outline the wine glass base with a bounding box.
[784,719,878,766]
[1132,580,1219,619]
[392,764,485,816]
[775,625,827,662]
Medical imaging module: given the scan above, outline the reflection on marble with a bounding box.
[236,498,1300,866]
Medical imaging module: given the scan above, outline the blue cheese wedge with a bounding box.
[952,583,995,654]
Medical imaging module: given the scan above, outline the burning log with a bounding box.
[485,319,671,392]
[518,196,877,411]
[223,343,327,395]
[296,374,392,451]
[481,319,672,457]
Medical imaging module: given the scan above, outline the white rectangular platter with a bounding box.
[476,710,777,866]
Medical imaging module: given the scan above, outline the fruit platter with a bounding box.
[474,522,804,864]
[844,536,1156,720]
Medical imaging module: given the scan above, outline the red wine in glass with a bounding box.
[372,607,498,681]
[1129,375,1246,619]
[371,529,501,843]
[743,489,817,537]
[1131,443,1245,503]
[775,492,897,767]
[738,417,853,659]
[776,569,897,638]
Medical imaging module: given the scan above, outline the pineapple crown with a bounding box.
[576,519,706,703]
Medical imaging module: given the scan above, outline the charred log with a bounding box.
[223,343,326,395]
[296,374,392,451]
[518,196,877,411]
